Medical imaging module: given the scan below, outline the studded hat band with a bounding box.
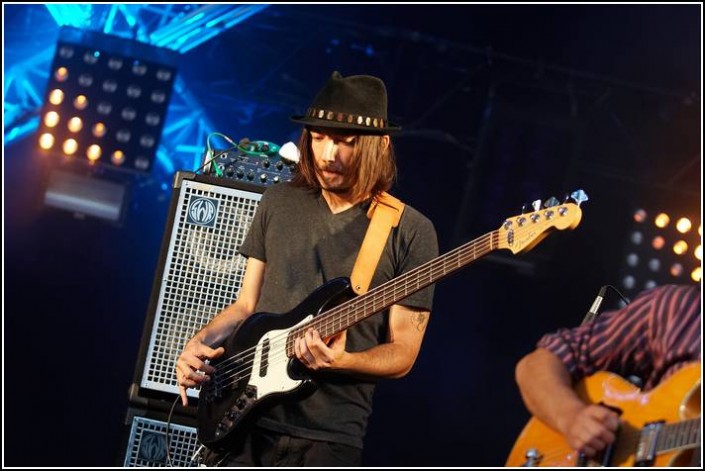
[306,107,387,129]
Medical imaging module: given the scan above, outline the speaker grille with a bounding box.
[124,415,200,467]
[141,177,262,396]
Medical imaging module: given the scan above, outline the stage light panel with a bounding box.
[37,26,178,174]
[620,208,701,297]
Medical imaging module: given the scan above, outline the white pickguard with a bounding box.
[248,315,313,398]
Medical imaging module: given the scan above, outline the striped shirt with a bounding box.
[538,284,701,391]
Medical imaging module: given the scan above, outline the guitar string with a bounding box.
[206,204,574,377]
[208,232,498,389]
[519,418,700,464]
[254,232,495,371]
[208,230,495,374]
[206,206,577,392]
[210,208,573,391]
[211,214,555,391]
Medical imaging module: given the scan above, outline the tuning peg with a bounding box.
[543,197,560,208]
[569,189,589,206]
[522,199,543,213]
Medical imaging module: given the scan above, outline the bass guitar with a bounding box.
[198,191,588,451]
[506,362,701,467]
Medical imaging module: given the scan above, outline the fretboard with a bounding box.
[286,230,499,355]
[656,418,701,452]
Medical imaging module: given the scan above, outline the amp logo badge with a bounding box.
[186,196,219,228]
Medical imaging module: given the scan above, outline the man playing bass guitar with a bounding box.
[176,71,438,467]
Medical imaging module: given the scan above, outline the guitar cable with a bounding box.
[581,285,631,325]
[605,284,631,306]
[165,395,180,467]
[581,285,642,389]
[192,145,238,176]
[166,394,208,467]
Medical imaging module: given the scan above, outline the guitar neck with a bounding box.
[309,230,499,339]
[285,199,583,357]
[656,418,701,453]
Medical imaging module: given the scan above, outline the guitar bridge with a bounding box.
[199,375,218,403]
[200,370,228,402]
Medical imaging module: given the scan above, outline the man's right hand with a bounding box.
[176,339,225,406]
[561,404,620,458]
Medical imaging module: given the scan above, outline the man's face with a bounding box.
[310,128,357,194]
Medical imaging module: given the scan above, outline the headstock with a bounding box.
[497,190,588,254]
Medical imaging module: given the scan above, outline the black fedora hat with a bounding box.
[291,71,401,134]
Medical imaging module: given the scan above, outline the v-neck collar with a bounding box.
[316,190,372,217]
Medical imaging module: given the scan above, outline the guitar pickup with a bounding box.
[635,421,664,466]
[259,338,270,377]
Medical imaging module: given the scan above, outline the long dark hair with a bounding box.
[291,128,397,201]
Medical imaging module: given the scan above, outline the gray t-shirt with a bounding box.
[238,182,438,448]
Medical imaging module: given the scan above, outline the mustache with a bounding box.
[319,164,345,174]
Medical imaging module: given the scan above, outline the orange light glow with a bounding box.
[111,150,125,165]
[54,67,69,82]
[92,122,107,138]
[62,139,78,155]
[38,133,55,149]
[73,95,88,110]
[44,111,60,128]
[652,236,665,250]
[49,89,65,105]
[86,145,102,161]
[676,218,692,234]
[67,117,83,133]
[673,240,688,255]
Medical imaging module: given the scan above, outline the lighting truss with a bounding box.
[5,4,269,183]
[148,4,269,53]
[4,47,55,145]
[156,76,217,176]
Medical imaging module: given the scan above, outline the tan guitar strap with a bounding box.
[350,192,405,295]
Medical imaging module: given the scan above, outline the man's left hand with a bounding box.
[294,328,347,370]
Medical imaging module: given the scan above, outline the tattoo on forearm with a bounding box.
[411,312,429,332]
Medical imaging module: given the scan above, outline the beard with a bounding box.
[325,185,351,194]
[316,165,353,193]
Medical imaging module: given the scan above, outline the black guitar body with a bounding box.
[196,277,353,451]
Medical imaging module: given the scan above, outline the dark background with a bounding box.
[4,4,700,467]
